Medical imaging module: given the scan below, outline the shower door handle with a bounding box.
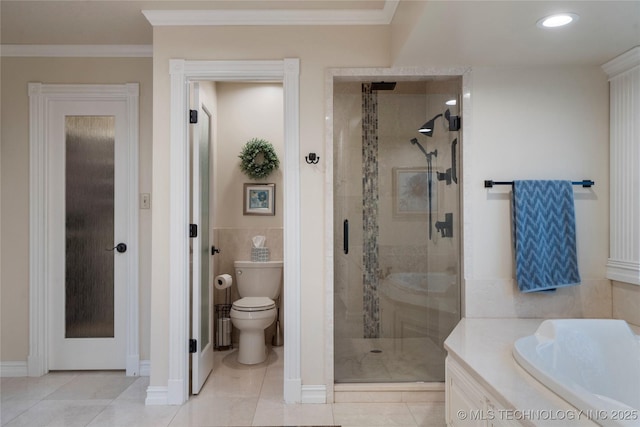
[343,219,349,254]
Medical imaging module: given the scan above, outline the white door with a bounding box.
[48,99,130,370]
[190,83,214,393]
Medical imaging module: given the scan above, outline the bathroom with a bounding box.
[2,3,640,420]
[194,64,617,400]
[193,80,285,381]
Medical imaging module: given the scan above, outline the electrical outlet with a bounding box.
[140,193,151,209]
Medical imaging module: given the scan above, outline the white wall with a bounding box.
[464,66,612,318]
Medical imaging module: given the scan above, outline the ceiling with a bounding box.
[1,0,638,66]
[393,1,640,66]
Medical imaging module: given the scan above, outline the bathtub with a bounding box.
[379,272,456,309]
[513,319,640,427]
[379,272,459,344]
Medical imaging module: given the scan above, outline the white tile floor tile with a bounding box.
[1,347,447,427]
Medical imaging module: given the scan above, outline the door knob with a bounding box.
[107,243,127,253]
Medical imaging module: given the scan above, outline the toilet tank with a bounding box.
[234,261,283,300]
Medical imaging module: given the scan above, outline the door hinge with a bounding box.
[189,339,197,353]
[189,109,198,124]
[189,224,197,238]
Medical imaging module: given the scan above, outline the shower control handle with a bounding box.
[343,219,349,254]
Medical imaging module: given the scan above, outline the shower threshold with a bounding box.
[333,382,445,403]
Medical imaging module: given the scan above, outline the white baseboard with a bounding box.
[167,379,186,405]
[301,384,327,404]
[1,360,149,378]
[139,360,151,376]
[0,361,28,377]
[284,377,302,403]
[145,386,169,405]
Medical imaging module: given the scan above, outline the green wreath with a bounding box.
[238,138,280,179]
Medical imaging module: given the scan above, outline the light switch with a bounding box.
[140,193,151,209]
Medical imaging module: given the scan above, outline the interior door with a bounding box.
[48,99,129,370]
[190,83,214,394]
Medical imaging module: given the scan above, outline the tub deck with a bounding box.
[445,318,604,426]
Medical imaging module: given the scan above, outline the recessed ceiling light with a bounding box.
[537,13,579,29]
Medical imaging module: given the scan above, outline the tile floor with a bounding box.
[1,347,446,427]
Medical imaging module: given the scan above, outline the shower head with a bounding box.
[370,81,396,91]
[418,114,443,137]
[419,109,461,136]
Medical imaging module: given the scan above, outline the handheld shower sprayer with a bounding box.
[410,138,437,160]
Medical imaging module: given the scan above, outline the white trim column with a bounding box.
[282,58,302,403]
[603,47,640,285]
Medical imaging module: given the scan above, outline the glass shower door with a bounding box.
[334,79,462,383]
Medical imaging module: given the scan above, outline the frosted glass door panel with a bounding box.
[199,108,211,348]
[65,116,115,339]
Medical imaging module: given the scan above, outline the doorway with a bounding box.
[188,80,286,395]
[28,83,140,376]
[333,78,462,383]
[324,67,471,399]
[166,59,301,405]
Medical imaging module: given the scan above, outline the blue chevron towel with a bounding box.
[512,180,581,293]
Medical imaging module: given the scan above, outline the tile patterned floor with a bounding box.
[1,347,446,427]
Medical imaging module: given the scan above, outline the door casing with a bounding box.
[164,59,301,405]
[28,83,140,377]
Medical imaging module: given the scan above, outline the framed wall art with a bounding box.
[393,167,437,217]
[243,183,275,216]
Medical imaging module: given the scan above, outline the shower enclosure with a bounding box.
[334,78,461,383]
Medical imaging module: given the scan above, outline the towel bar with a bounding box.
[484,180,594,188]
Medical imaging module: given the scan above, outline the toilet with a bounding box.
[230,260,283,364]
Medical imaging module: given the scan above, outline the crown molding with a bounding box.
[142,1,398,26]
[1,44,152,58]
[602,46,640,78]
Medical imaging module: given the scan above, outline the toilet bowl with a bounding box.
[230,297,276,364]
[230,261,282,365]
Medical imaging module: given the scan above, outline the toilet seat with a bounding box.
[232,297,275,312]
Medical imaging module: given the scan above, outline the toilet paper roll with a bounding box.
[214,274,233,290]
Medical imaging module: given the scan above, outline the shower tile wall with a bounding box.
[361,83,380,339]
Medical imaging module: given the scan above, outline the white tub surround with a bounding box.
[513,319,640,427]
[445,318,600,426]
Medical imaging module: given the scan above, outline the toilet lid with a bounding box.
[232,297,275,312]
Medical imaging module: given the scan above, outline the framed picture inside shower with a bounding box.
[243,183,275,216]
[393,167,437,217]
